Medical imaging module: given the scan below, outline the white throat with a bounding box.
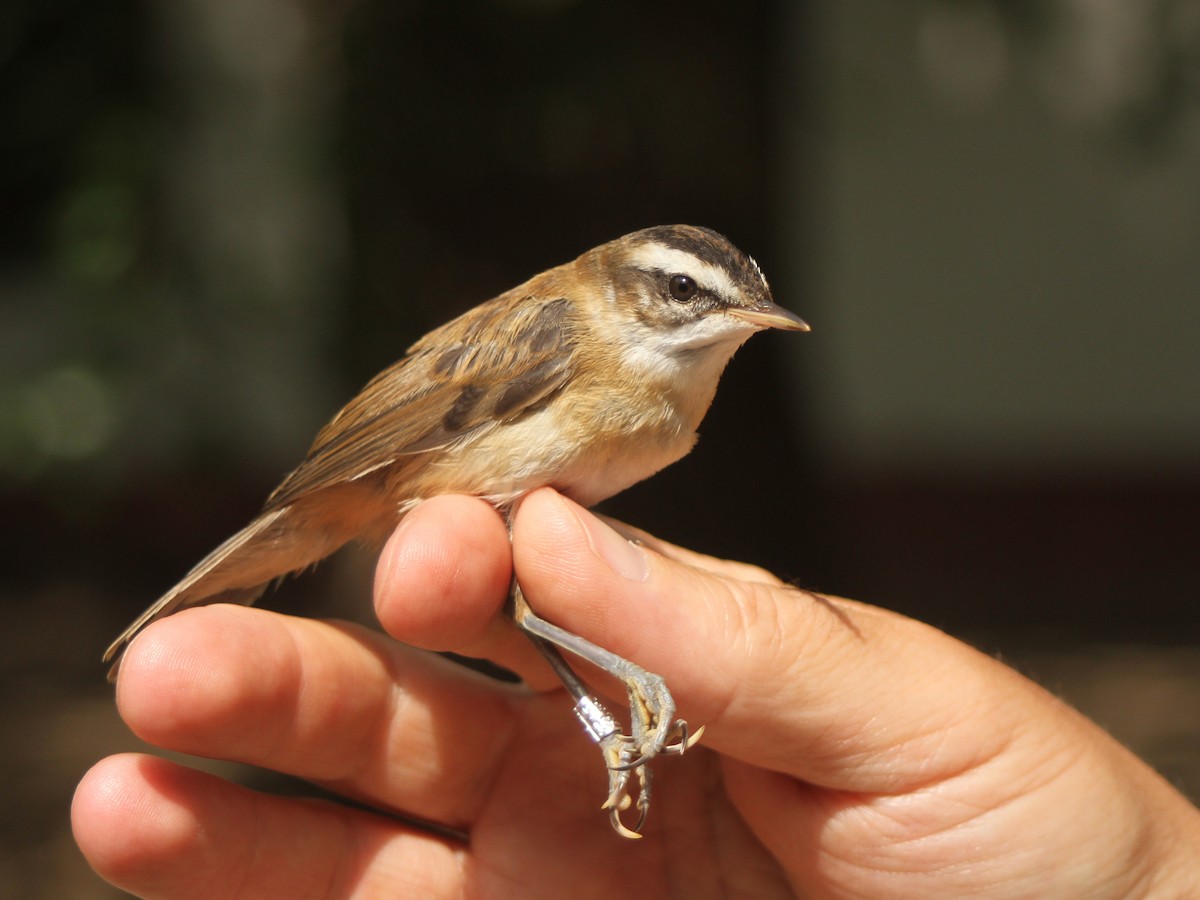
[615,313,758,384]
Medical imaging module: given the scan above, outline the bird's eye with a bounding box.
[668,274,698,302]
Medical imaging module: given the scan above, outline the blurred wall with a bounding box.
[777,1,1200,641]
[2,1,1196,678]
[794,1,1200,473]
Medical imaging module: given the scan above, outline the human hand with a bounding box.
[73,489,1200,897]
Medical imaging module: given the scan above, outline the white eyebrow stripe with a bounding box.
[627,243,739,299]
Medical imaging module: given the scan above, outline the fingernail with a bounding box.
[568,502,650,582]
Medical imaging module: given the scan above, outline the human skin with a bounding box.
[73,488,1200,898]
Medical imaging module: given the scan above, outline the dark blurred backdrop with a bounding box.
[2,1,1198,895]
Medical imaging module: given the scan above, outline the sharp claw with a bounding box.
[601,782,633,812]
[633,766,651,834]
[605,761,650,839]
[613,719,704,769]
[663,722,705,756]
[633,799,649,835]
[611,752,652,772]
[609,807,644,840]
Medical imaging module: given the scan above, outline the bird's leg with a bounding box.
[507,578,702,838]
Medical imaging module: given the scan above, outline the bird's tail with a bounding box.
[103,502,357,681]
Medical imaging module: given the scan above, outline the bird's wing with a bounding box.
[103,288,580,679]
[263,292,579,511]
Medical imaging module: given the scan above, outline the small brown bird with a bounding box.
[105,224,808,837]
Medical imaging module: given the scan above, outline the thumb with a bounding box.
[511,488,1036,794]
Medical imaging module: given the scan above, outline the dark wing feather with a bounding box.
[264,291,578,511]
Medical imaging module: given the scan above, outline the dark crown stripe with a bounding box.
[628,225,767,294]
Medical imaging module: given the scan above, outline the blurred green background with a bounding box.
[3,0,1198,895]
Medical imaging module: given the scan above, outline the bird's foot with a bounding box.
[574,693,704,839]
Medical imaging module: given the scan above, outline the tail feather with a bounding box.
[104,504,354,681]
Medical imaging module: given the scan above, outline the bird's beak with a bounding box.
[729,302,811,332]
